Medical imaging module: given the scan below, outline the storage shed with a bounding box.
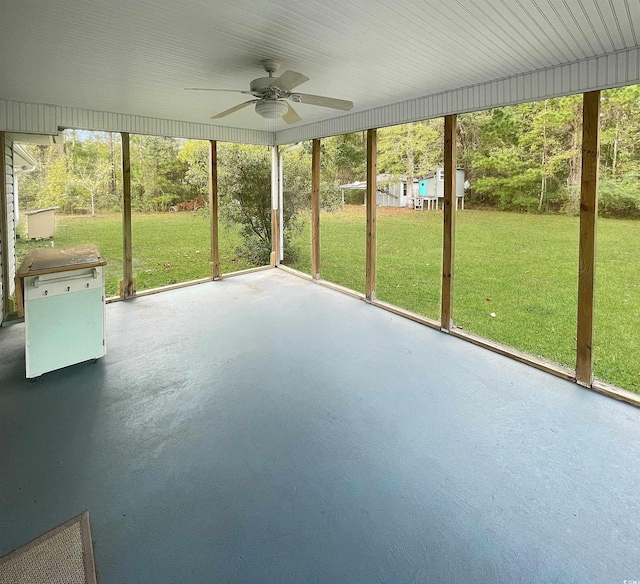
[420,168,467,209]
[25,206,59,239]
[340,175,417,207]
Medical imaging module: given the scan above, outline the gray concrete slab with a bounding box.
[0,268,639,583]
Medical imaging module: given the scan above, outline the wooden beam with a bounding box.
[270,146,279,267]
[277,263,313,281]
[311,139,321,279]
[441,115,457,331]
[365,129,377,301]
[121,132,135,298]
[209,140,220,279]
[371,298,441,331]
[0,131,12,318]
[450,328,575,382]
[576,91,600,386]
[270,211,278,267]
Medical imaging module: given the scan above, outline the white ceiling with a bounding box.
[1,0,638,133]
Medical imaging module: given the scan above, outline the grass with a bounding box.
[15,212,254,297]
[287,206,640,394]
[15,207,639,393]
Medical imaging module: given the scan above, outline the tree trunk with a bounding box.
[612,125,619,177]
[57,130,66,158]
[58,130,67,171]
[107,132,116,196]
[406,128,415,209]
[569,118,581,187]
[539,175,546,211]
[539,101,547,211]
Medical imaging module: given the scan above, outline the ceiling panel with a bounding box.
[0,0,638,134]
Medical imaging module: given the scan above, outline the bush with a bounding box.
[598,178,640,218]
[560,184,580,216]
[147,194,177,212]
[321,184,344,212]
[561,178,640,218]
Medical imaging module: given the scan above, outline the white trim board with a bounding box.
[0,101,273,146]
[274,46,640,144]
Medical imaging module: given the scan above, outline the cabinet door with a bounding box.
[26,288,104,377]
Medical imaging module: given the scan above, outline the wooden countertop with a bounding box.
[15,244,107,317]
[17,244,106,278]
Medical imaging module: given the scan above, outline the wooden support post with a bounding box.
[121,132,135,298]
[311,139,321,279]
[365,129,377,301]
[441,115,457,331]
[270,146,279,267]
[209,140,220,279]
[0,131,12,318]
[576,91,600,386]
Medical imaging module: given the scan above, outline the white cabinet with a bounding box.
[16,245,106,378]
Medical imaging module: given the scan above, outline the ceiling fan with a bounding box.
[185,59,353,124]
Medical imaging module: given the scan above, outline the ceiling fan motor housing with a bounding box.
[190,61,352,122]
[250,77,291,99]
[255,100,289,119]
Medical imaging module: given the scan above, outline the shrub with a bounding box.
[598,177,640,218]
[321,184,344,212]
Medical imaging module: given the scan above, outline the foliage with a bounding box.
[320,183,343,212]
[320,133,367,185]
[598,177,640,218]
[18,132,208,215]
[216,144,273,265]
[179,138,210,192]
[378,120,443,179]
[130,135,200,211]
[457,97,585,212]
[19,132,123,214]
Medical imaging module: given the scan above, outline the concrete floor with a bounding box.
[0,269,639,583]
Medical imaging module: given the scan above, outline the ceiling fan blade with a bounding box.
[211,100,257,120]
[292,93,353,111]
[185,88,248,93]
[282,102,302,125]
[274,70,309,92]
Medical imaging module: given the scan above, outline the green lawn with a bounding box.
[15,207,639,393]
[15,212,254,297]
[287,206,640,394]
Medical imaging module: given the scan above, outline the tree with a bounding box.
[18,132,124,215]
[215,143,320,265]
[321,133,367,186]
[130,136,199,211]
[66,132,112,215]
[376,120,443,208]
[601,85,640,177]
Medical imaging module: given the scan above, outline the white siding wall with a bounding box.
[6,137,15,298]
[0,135,15,322]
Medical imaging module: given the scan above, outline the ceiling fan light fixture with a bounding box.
[255,100,289,119]
[193,61,351,123]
